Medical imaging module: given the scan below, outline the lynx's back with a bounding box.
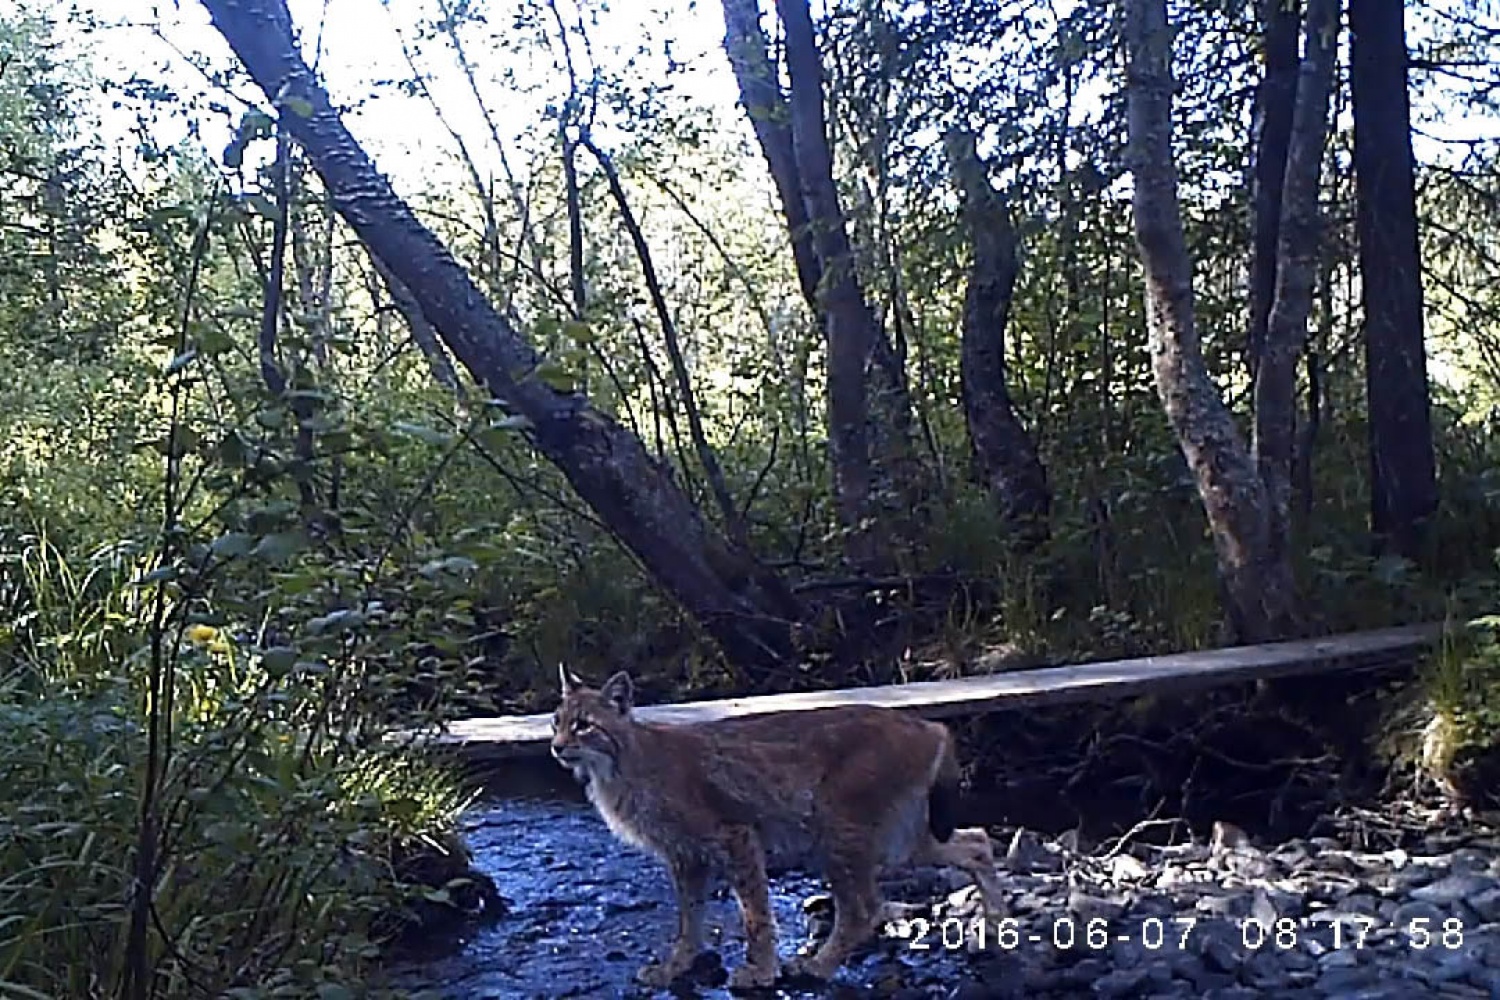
[550,671,1002,989]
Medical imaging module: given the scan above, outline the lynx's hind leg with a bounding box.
[916,826,1005,917]
[920,734,1004,916]
[724,826,779,991]
[787,848,880,982]
[636,858,710,988]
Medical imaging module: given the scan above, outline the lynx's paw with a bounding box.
[635,958,691,988]
[728,960,778,991]
[783,955,836,983]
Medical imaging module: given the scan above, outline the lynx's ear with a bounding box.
[599,671,634,715]
[558,664,584,696]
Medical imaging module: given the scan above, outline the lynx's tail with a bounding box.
[927,729,962,842]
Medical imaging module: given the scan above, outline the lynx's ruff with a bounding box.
[550,669,1004,989]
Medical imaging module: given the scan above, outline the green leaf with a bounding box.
[532,361,577,393]
[305,609,364,636]
[134,565,179,587]
[151,427,201,457]
[209,532,256,559]
[563,320,594,344]
[252,532,304,564]
[419,555,479,578]
[260,647,297,676]
[488,415,533,431]
[217,431,250,467]
[298,414,342,434]
[196,326,237,355]
[393,422,455,446]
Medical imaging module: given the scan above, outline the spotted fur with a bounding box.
[551,668,1004,989]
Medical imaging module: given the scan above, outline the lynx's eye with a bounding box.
[572,718,595,735]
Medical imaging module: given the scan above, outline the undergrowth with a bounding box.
[0,526,480,999]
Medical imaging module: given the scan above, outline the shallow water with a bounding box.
[387,765,984,999]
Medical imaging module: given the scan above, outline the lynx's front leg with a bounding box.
[725,826,779,990]
[636,858,709,987]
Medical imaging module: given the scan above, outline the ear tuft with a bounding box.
[558,664,583,695]
[599,671,634,714]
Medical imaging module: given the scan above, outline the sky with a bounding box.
[40,0,747,195]
[20,0,1500,399]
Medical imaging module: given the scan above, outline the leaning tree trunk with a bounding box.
[1252,0,1340,582]
[1123,0,1296,642]
[944,129,1051,548]
[1246,0,1304,382]
[199,0,804,675]
[720,0,920,571]
[1350,0,1438,559]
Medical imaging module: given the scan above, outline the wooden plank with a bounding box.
[394,623,1442,760]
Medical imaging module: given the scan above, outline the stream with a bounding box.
[387,762,990,999]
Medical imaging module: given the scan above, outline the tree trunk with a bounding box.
[1246,0,1303,381]
[1252,0,1340,575]
[1123,0,1295,642]
[1350,0,1438,559]
[199,0,804,676]
[720,0,919,570]
[718,0,823,308]
[944,129,1051,548]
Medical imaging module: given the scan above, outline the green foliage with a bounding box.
[1422,616,1500,749]
[0,531,476,999]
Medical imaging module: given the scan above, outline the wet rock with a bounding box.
[1068,889,1127,922]
[1110,854,1151,883]
[1198,932,1242,975]
[387,791,1500,1000]
[1006,828,1056,874]
[1202,987,1259,1000]
[1091,966,1151,998]
[1211,821,1252,854]
[1195,892,1250,920]
[1395,864,1443,890]
[1393,898,1449,926]
[1318,948,1360,971]
[1315,965,1379,993]
[1412,874,1497,906]
[1467,886,1500,923]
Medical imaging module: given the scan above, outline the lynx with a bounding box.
[550,668,1004,990]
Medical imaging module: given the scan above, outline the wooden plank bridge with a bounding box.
[401,623,1444,761]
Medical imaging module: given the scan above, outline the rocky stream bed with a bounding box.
[388,772,1500,1000]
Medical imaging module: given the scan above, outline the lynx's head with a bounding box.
[551,667,635,783]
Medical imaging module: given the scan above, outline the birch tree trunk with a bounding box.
[1253,0,1341,573]
[1123,0,1295,641]
[199,0,804,676]
[720,0,919,571]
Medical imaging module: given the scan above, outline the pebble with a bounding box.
[391,797,1500,1000]
[1412,873,1497,905]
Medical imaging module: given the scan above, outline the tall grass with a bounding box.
[0,531,476,999]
